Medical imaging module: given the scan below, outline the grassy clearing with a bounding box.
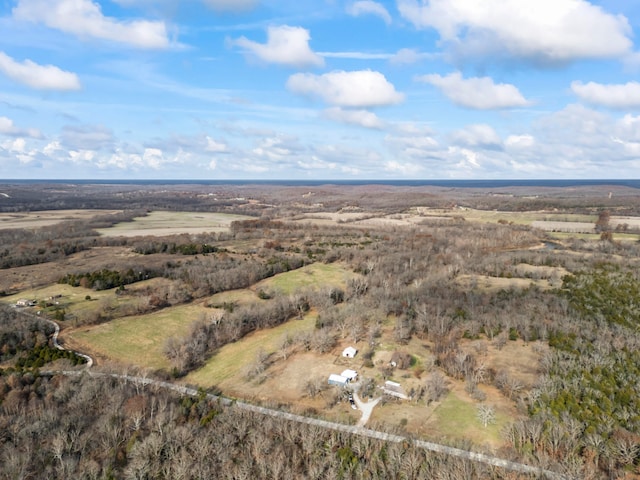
[432,392,508,447]
[256,262,354,295]
[446,208,597,225]
[456,274,550,292]
[185,313,317,387]
[1,278,175,324]
[547,231,640,242]
[2,283,93,305]
[206,288,257,307]
[1,283,115,322]
[96,211,253,237]
[68,303,206,369]
[205,262,355,307]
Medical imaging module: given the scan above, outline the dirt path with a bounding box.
[353,392,381,427]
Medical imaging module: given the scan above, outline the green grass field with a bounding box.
[433,392,509,446]
[185,313,316,386]
[69,303,206,369]
[256,262,355,295]
[5,262,354,374]
[1,278,176,325]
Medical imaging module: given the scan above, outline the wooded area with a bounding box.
[1,182,640,479]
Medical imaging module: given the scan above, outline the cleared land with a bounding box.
[455,264,568,292]
[69,303,206,370]
[254,262,355,295]
[62,263,354,370]
[0,209,121,230]
[96,211,253,237]
[185,314,318,392]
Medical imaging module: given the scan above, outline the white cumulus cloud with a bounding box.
[505,134,535,148]
[142,148,164,168]
[13,0,171,49]
[232,25,324,68]
[323,107,384,129]
[616,114,640,142]
[287,70,404,107]
[417,72,530,109]
[571,81,640,109]
[205,136,229,153]
[0,117,42,138]
[0,52,81,91]
[450,124,502,148]
[347,1,392,24]
[397,0,632,64]
[385,160,423,175]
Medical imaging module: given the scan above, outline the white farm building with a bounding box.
[328,373,349,387]
[342,346,358,358]
[341,369,358,382]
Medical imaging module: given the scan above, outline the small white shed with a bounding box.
[342,346,358,358]
[341,369,358,382]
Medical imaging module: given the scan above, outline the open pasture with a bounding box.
[96,211,254,237]
[185,313,317,390]
[255,262,355,295]
[0,209,121,230]
[68,302,207,370]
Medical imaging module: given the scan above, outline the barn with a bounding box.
[328,373,349,387]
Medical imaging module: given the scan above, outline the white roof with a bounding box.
[329,373,348,383]
[341,369,358,379]
[342,346,357,356]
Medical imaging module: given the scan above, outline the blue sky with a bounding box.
[1,0,640,180]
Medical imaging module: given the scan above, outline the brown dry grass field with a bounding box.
[0,209,122,230]
[294,207,640,241]
[96,211,253,237]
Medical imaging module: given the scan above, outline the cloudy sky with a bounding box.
[1,0,640,180]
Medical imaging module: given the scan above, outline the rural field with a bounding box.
[0,209,122,230]
[95,211,254,237]
[2,182,640,479]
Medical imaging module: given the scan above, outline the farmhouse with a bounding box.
[15,299,35,307]
[328,373,349,387]
[342,346,358,358]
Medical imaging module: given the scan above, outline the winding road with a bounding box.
[44,317,93,368]
[28,309,568,480]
